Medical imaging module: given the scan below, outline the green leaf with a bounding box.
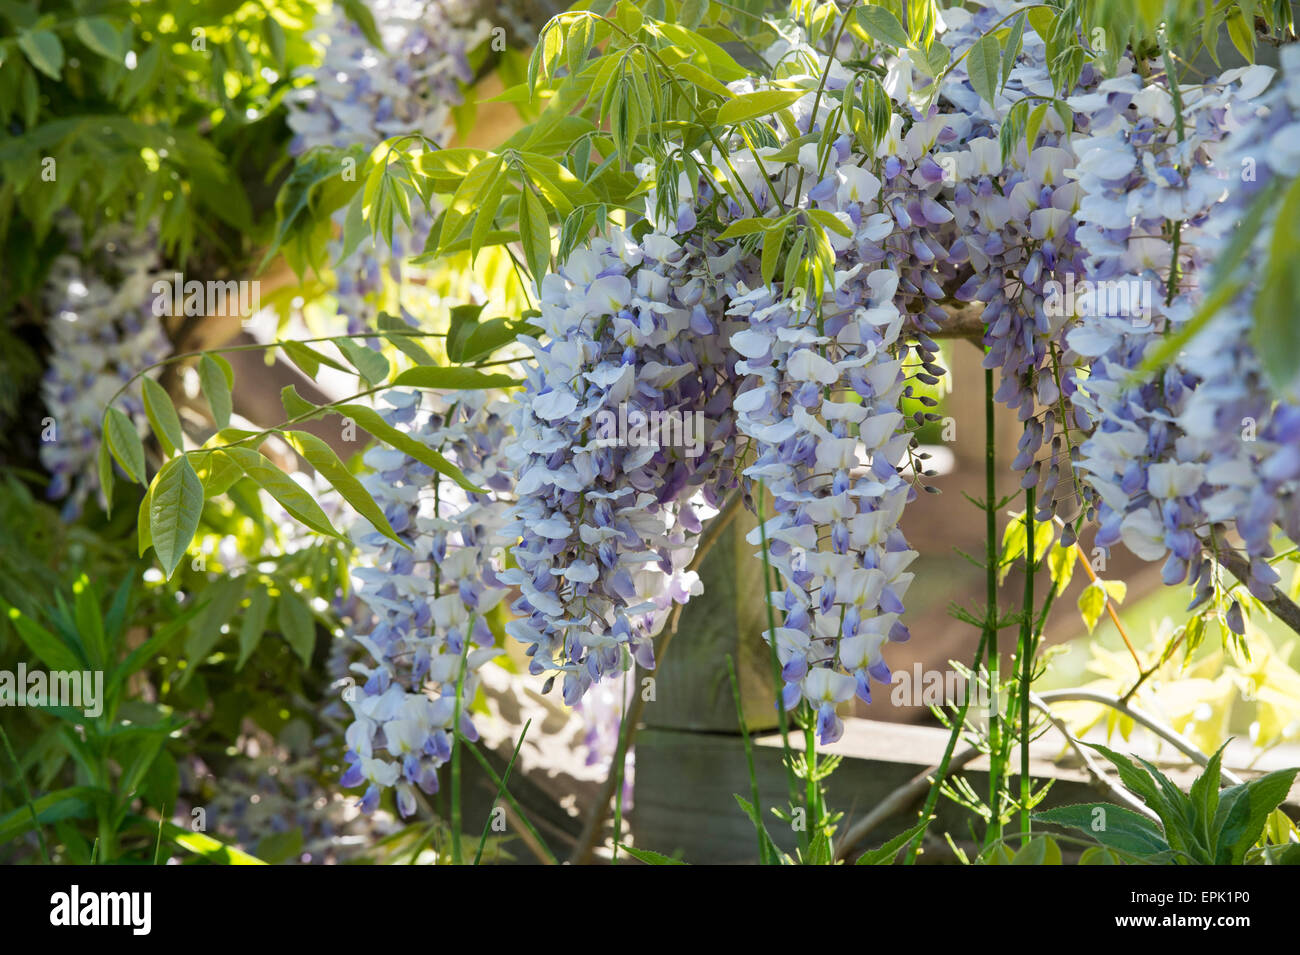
[137,484,154,557]
[0,787,102,844]
[1002,13,1026,88]
[1033,803,1169,856]
[617,843,687,864]
[717,89,808,126]
[519,187,552,284]
[105,407,147,484]
[1253,175,1300,393]
[968,33,1002,107]
[142,377,184,456]
[236,585,271,671]
[855,819,929,864]
[156,821,267,864]
[457,317,535,363]
[1077,581,1106,634]
[198,354,233,430]
[18,29,63,79]
[284,431,404,546]
[97,441,115,515]
[276,589,316,667]
[221,446,342,540]
[1213,769,1300,864]
[389,366,521,390]
[331,404,483,493]
[74,17,125,61]
[438,154,503,255]
[854,6,910,47]
[185,575,245,667]
[281,340,349,378]
[149,457,203,579]
[335,337,390,385]
[1,600,84,672]
[716,216,775,240]
[280,384,321,422]
[1011,835,1062,865]
[1046,541,1076,592]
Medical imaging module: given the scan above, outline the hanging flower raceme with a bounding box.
[1069,57,1296,610]
[40,221,169,515]
[340,389,514,815]
[502,221,744,705]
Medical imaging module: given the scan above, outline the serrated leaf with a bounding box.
[149,457,203,579]
[617,843,687,864]
[1033,803,1169,856]
[855,818,928,864]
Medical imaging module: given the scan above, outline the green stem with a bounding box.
[1018,487,1036,838]
[756,482,799,812]
[460,737,560,864]
[449,613,476,865]
[727,654,773,864]
[0,723,50,864]
[983,366,1003,850]
[610,666,631,863]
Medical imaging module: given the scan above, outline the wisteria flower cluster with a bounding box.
[40,222,169,515]
[502,224,741,705]
[1069,56,1299,608]
[287,0,488,332]
[339,389,514,815]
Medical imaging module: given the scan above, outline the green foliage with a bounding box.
[1033,742,1300,864]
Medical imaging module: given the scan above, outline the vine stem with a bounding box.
[1017,487,1036,837]
[566,491,745,864]
[450,612,477,865]
[982,365,1004,850]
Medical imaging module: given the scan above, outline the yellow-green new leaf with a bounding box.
[717,89,808,126]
